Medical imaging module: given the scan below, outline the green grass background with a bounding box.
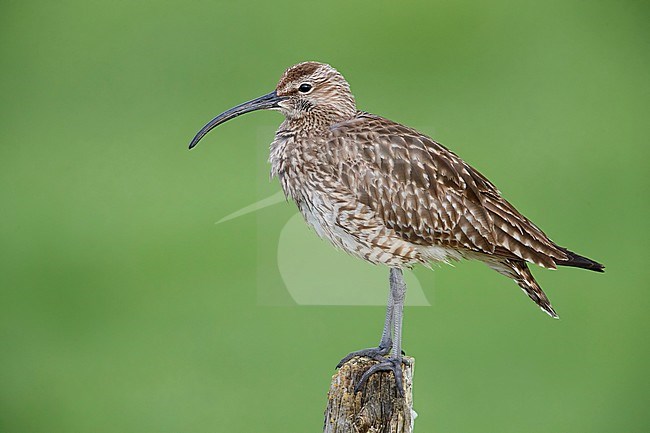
[1,0,648,432]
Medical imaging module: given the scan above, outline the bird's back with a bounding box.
[275,111,571,269]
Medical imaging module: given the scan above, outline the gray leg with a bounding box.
[335,276,394,368]
[354,268,408,397]
[378,281,395,349]
[389,267,406,358]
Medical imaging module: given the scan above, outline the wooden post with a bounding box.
[323,357,416,433]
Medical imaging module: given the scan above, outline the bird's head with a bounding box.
[189,62,356,149]
[275,62,356,123]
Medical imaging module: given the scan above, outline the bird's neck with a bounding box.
[285,106,356,136]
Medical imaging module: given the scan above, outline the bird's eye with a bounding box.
[298,83,313,93]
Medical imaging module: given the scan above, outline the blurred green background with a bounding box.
[1,0,648,432]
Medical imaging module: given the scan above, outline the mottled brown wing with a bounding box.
[321,112,567,269]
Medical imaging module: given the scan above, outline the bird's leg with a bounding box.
[378,289,395,351]
[335,285,394,368]
[354,268,409,397]
[389,267,406,359]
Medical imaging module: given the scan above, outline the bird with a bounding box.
[188,61,604,396]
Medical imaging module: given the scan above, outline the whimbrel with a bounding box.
[188,62,604,395]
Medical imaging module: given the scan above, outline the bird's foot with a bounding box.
[335,342,392,369]
[354,356,410,397]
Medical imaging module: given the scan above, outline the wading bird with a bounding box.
[188,62,604,396]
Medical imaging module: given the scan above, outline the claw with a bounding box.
[354,357,406,397]
[335,343,391,369]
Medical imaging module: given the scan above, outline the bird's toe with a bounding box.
[354,357,405,397]
[335,343,392,369]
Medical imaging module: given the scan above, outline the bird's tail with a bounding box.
[487,259,558,318]
[555,247,605,273]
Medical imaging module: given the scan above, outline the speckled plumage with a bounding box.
[265,62,603,318]
[189,61,604,394]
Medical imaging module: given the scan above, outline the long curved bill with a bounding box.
[188,91,286,149]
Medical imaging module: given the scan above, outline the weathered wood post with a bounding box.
[323,357,416,433]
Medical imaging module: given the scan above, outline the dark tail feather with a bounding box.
[556,247,605,273]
